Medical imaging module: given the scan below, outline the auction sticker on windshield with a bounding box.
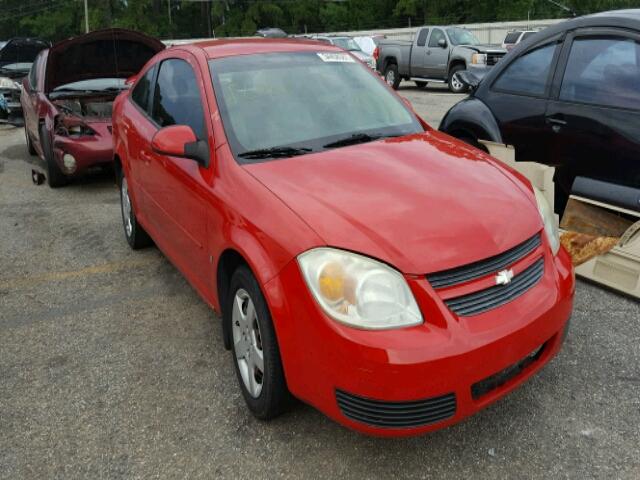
[317,52,355,62]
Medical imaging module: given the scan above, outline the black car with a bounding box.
[439,10,640,214]
[0,37,49,125]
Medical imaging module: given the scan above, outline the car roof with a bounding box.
[178,38,342,59]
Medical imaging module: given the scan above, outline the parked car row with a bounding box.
[15,22,579,437]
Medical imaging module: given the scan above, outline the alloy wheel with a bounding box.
[232,288,264,398]
[121,177,133,237]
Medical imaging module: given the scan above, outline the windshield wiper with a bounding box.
[237,146,312,159]
[323,132,399,149]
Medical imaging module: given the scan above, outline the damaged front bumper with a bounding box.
[52,121,114,175]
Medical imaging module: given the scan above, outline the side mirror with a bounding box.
[438,38,447,48]
[151,125,210,167]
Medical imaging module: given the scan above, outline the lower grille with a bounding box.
[471,342,546,399]
[445,257,544,316]
[336,389,456,428]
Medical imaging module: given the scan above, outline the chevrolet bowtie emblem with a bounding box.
[495,269,514,286]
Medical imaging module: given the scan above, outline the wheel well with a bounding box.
[448,60,466,78]
[216,248,250,349]
[113,154,122,186]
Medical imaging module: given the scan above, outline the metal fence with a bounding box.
[323,18,563,44]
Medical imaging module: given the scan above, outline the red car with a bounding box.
[21,29,164,187]
[112,38,575,437]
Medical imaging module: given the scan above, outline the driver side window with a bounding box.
[151,58,206,140]
[429,29,445,48]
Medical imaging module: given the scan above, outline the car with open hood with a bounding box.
[0,37,49,125]
[21,28,164,187]
[112,38,574,437]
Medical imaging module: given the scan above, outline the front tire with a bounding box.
[39,124,68,188]
[384,63,401,90]
[227,265,290,420]
[119,169,152,249]
[448,65,468,93]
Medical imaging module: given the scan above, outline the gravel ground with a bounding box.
[1,85,639,479]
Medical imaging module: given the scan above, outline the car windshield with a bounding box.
[446,28,481,46]
[208,51,423,161]
[53,78,127,92]
[331,38,362,51]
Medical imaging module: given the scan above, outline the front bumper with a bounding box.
[264,243,575,437]
[52,121,114,175]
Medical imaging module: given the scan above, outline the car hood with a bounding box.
[0,38,49,67]
[244,131,542,274]
[44,28,165,93]
[458,44,507,54]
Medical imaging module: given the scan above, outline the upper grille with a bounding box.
[445,257,544,317]
[487,53,506,65]
[336,389,456,429]
[427,233,541,289]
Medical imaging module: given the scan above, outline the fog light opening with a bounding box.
[62,153,77,173]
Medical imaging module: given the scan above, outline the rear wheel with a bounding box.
[39,124,68,188]
[119,169,152,249]
[448,65,468,93]
[414,81,428,88]
[384,63,401,90]
[228,265,290,420]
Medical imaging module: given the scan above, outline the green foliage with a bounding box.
[1,0,640,42]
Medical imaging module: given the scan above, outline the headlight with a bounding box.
[297,248,423,330]
[471,53,487,65]
[0,76,19,89]
[533,187,560,255]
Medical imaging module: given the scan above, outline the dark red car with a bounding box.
[21,28,164,187]
[112,39,575,437]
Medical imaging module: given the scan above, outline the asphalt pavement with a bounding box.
[1,84,639,479]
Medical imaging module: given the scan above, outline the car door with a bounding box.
[424,28,449,79]
[146,55,211,288]
[122,63,158,217]
[22,51,44,152]
[478,37,563,164]
[545,28,640,211]
[410,28,430,77]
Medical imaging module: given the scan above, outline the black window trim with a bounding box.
[129,63,159,129]
[489,35,565,100]
[549,27,640,112]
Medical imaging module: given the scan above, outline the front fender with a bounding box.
[438,97,502,144]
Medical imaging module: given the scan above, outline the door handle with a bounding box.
[426,50,431,55]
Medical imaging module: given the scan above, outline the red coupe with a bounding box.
[112,38,575,437]
[21,29,164,187]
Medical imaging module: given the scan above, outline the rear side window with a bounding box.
[416,28,429,47]
[428,29,446,48]
[493,43,558,96]
[131,65,155,113]
[559,37,640,110]
[151,59,206,139]
[504,32,521,44]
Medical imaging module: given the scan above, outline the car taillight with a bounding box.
[373,47,379,61]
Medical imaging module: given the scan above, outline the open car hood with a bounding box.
[0,37,49,67]
[44,28,164,93]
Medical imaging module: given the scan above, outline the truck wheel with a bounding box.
[39,124,68,188]
[384,64,401,90]
[448,65,468,94]
[414,81,428,88]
